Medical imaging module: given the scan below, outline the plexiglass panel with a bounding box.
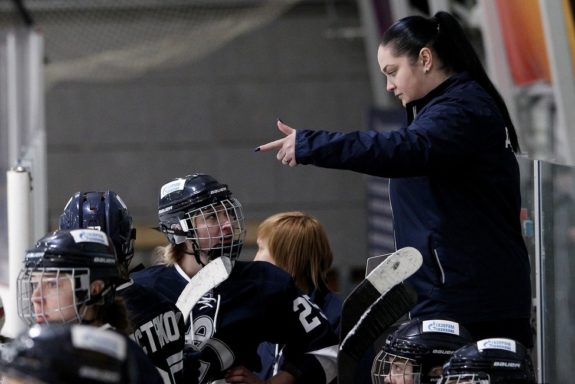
[536,160,575,383]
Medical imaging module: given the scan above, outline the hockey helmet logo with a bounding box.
[70,229,110,246]
[477,338,516,353]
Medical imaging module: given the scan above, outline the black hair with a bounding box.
[381,11,521,153]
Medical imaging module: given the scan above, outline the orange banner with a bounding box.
[496,0,551,85]
[564,0,575,71]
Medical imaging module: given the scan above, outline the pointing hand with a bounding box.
[255,120,298,167]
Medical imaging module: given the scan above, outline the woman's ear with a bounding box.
[419,47,433,73]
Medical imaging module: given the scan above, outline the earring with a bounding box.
[424,68,429,74]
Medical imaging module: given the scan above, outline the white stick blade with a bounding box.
[366,246,422,294]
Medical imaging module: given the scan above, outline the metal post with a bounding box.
[1,167,31,338]
[533,160,545,382]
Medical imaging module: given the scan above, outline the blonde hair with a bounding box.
[153,243,187,266]
[257,211,334,293]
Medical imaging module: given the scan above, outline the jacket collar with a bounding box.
[405,72,471,123]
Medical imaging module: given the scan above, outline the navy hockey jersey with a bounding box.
[256,285,342,380]
[189,261,338,383]
[132,261,338,383]
[117,279,186,383]
[131,264,188,304]
[99,323,165,384]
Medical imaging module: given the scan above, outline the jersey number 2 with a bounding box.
[293,297,321,333]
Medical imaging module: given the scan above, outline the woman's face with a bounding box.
[384,356,416,384]
[193,202,235,253]
[31,272,76,324]
[377,44,428,106]
[254,236,276,265]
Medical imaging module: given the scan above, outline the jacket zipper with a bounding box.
[388,179,397,249]
[433,248,446,285]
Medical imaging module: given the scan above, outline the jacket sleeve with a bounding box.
[295,98,506,178]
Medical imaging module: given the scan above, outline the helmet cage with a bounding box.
[372,350,422,384]
[17,267,91,326]
[178,197,245,262]
[439,373,490,384]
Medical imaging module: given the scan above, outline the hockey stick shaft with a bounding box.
[337,283,417,384]
[176,256,232,323]
[340,283,417,359]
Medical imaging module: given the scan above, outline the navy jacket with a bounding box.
[295,72,531,323]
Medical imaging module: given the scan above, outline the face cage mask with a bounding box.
[439,373,490,384]
[178,198,246,263]
[17,268,91,326]
[372,351,422,384]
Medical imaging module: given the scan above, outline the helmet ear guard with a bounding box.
[158,222,189,245]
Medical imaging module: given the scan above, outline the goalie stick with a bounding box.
[339,246,423,342]
[338,283,418,384]
[176,256,232,323]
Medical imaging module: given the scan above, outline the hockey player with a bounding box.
[371,318,473,384]
[440,338,535,384]
[132,173,338,384]
[0,323,158,384]
[251,211,342,380]
[15,228,163,383]
[59,191,185,383]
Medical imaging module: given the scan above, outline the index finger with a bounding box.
[256,138,285,152]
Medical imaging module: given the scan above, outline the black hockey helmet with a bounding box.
[158,173,245,264]
[17,229,120,326]
[439,338,536,384]
[0,323,130,384]
[372,318,474,384]
[59,191,136,273]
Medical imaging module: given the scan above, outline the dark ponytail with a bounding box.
[382,11,521,153]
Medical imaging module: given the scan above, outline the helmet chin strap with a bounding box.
[184,240,237,267]
[184,241,207,267]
